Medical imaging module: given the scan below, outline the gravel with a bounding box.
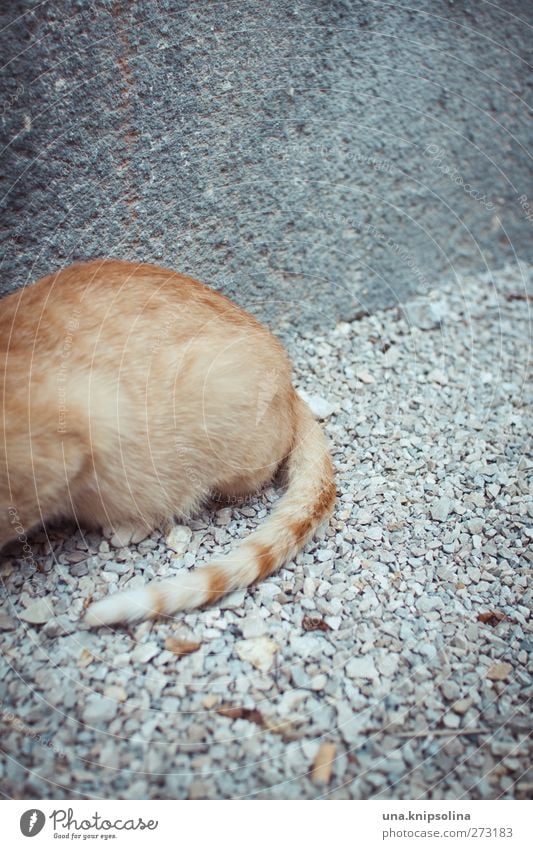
[0,264,531,800]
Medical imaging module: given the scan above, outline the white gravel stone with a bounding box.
[235,637,279,671]
[82,694,118,725]
[346,655,379,680]
[431,496,452,522]
[18,597,54,624]
[403,297,448,329]
[219,589,247,609]
[166,525,192,555]
[376,652,399,677]
[0,611,16,630]
[297,389,336,418]
[240,615,268,639]
[417,595,443,612]
[132,642,160,663]
[356,369,375,384]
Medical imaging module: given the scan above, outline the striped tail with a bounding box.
[84,394,335,626]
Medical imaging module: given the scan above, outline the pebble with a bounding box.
[346,655,379,680]
[356,369,375,385]
[431,497,452,522]
[240,615,267,639]
[103,685,127,702]
[403,297,448,330]
[486,662,512,681]
[215,508,232,525]
[311,742,336,783]
[376,653,399,676]
[219,589,247,609]
[298,390,336,419]
[235,637,279,672]
[42,615,76,637]
[443,712,461,729]
[382,346,401,367]
[107,525,148,547]
[417,595,443,612]
[0,611,16,630]
[82,694,118,725]
[452,698,472,715]
[18,597,54,624]
[166,525,192,555]
[132,642,160,663]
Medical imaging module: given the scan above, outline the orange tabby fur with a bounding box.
[0,259,335,626]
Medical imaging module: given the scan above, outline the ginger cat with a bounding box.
[0,260,335,626]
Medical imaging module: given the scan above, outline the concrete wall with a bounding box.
[1,0,531,331]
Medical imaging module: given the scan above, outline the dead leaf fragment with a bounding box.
[263,717,300,741]
[311,741,336,784]
[216,704,264,726]
[78,648,94,667]
[215,705,298,740]
[477,610,509,627]
[486,662,512,681]
[505,292,533,302]
[302,615,331,632]
[216,704,299,743]
[164,636,201,657]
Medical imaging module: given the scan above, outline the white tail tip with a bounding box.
[84,588,156,627]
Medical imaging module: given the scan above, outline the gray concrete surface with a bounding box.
[1,0,532,331]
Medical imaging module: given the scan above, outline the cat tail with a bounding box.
[84,393,335,626]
